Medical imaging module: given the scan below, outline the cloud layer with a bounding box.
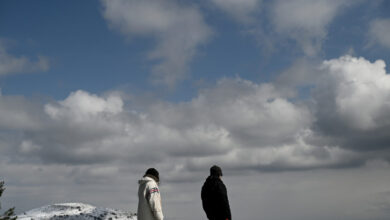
[1,55,390,183]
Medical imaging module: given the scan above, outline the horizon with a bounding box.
[1,1,390,220]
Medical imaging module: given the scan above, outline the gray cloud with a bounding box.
[0,42,49,76]
[270,0,363,56]
[210,0,262,23]
[369,18,390,49]
[0,95,46,131]
[101,0,213,87]
[210,0,365,56]
[275,57,322,96]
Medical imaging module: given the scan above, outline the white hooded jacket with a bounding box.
[137,176,164,220]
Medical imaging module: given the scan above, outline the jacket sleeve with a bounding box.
[201,184,212,219]
[218,182,231,220]
[147,182,164,220]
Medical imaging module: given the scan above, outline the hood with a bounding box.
[138,176,154,185]
[204,176,222,187]
[206,175,221,182]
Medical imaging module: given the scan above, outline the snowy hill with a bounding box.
[17,203,137,220]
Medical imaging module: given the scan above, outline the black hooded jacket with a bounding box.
[201,176,231,220]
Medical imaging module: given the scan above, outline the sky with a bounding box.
[1,0,390,219]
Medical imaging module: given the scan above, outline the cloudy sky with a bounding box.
[1,0,390,219]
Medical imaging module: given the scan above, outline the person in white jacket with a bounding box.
[137,168,164,220]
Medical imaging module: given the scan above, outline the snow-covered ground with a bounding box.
[17,203,137,220]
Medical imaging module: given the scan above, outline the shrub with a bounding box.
[0,181,17,220]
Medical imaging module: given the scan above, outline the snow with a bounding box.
[17,203,137,220]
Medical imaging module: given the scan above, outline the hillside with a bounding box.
[17,203,137,220]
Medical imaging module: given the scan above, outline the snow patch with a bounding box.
[17,203,136,220]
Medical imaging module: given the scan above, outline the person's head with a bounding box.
[210,165,223,177]
[144,168,160,183]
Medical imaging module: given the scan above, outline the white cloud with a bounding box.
[45,90,123,121]
[101,0,213,87]
[369,18,390,49]
[186,78,312,147]
[316,55,390,131]
[272,55,390,154]
[0,42,49,76]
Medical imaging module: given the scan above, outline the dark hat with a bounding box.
[145,168,159,182]
[210,165,223,177]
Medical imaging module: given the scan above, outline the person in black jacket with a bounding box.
[201,165,231,220]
